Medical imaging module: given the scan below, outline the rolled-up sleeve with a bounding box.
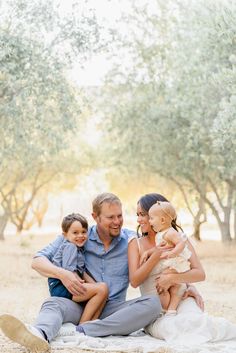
[34,235,64,261]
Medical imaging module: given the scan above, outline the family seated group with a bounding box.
[0,192,236,353]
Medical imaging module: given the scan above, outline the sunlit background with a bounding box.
[1,0,235,244]
[1,3,236,347]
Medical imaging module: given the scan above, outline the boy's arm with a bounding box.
[32,235,64,277]
[32,256,86,295]
[33,235,64,261]
[61,242,80,272]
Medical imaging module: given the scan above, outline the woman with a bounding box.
[128,193,236,346]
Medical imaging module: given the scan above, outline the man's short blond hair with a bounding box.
[92,192,121,216]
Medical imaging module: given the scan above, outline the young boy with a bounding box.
[48,213,108,323]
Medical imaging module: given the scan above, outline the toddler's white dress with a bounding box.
[155,229,191,273]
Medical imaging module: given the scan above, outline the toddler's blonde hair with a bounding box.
[155,201,177,221]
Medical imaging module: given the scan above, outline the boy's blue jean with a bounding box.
[48,278,72,299]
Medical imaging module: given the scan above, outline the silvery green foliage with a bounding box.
[0,0,99,237]
[102,0,236,241]
[212,87,236,181]
[0,0,98,164]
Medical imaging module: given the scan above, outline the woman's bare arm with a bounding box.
[128,238,161,288]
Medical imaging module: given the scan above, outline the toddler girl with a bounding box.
[140,201,191,315]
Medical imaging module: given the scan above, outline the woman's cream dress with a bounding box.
[134,236,236,346]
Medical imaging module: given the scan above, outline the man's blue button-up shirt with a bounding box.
[35,225,136,301]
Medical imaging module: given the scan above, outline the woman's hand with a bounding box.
[139,249,150,265]
[140,248,155,265]
[182,285,204,311]
[155,273,174,293]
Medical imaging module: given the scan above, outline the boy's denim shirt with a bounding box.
[34,225,136,301]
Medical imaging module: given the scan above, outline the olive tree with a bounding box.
[0,0,99,239]
[100,0,236,242]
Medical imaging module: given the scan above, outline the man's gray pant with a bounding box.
[34,295,161,342]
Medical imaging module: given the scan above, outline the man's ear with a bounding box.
[91,212,98,221]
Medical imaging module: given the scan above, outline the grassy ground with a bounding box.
[0,234,236,352]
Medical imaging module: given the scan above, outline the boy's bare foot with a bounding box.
[0,314,50,352]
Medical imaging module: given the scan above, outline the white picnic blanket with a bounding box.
[51,325,236,353]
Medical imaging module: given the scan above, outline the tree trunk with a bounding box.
[16,223,23,235]
[192,219,201,241]
[192,196,206,241]
[219,207,232,242]
[192,210,205,241]
[0,213,8,240]
[219,224,231,242]
[195,179,233,243]
[233,202,236,242]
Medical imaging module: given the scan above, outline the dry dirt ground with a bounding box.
[0,234,236,353]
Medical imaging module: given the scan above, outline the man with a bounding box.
[0,193,162,352]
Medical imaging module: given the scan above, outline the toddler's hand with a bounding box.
[159,242,174,251]
[159,240,167,247]
[160,250,175,259]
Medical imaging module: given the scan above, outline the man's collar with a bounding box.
[89,226,103,243]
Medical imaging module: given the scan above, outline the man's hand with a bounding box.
[182,285,204,311]
[60,270,87,296]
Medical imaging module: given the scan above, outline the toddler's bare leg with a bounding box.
[161,268,185,313]
[87,283,109,321]
[167,284,183,311]
[73,283,108,323]
[159,291,170,311]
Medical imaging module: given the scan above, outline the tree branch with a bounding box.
[169,176,195,217]
[207,176,224,210]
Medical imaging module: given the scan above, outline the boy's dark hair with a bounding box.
[61,213,88,233]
